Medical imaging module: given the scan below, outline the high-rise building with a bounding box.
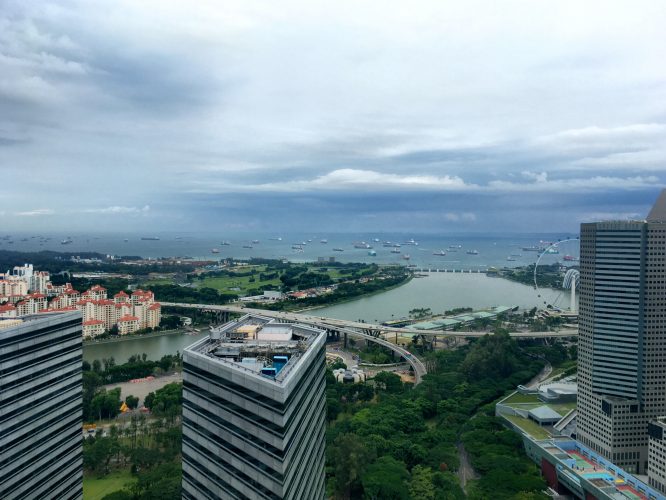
[181,313,326,500]
[577,189,666,474]
[0,311,83,499]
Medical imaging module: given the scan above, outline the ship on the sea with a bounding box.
[522,246,540,252]
[242,245,253,249]
[211,248,220,254]
[353,242,372,249]
[391,248,401,254]
[433,250,447,256]
[506,256,516,261]
[320,239,328,244]
[368,250,377,256]
[404,238,418,246]
[402,254,411,260]
[563,255,578,261]
[333,248,344,252]
[466,249,479,255]
[61,237,73,245]
[221,241,231,246]
[141,236,160,241]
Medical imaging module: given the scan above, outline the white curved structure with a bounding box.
[562,269,580,312]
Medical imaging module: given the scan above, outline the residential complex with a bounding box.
[0,266,161,337]
[577,190,666,476]
[0,311,83,500]
[181,314,327,499]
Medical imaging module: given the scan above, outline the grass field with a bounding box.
[551,402,577,414]
[83,470,135,500]
[142,262,379,297]
[504,415,551,440]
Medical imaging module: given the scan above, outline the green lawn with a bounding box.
[142,278,173,286]
[504,415,551,440]
[83,470,135,500]
[551,402,577,414]
[142,262,379,297]
[501,392,541,405]
[196,274,282,296]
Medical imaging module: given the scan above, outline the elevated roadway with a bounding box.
[162,302,577,384]
[162,302,578,339]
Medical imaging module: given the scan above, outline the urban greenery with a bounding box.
[324,332,571,499]
[82,354,181,422]
[83,384,184,500]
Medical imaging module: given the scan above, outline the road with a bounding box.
[163,301,428,384]
[162,302,577,385]
[161,302,578,339]
[457,442,479,493]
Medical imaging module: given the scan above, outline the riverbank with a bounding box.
[297,273,414,313]
[83,328,194,346]
[314,271,567,323]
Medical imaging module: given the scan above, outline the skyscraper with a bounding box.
[181,313,326,500]
[577,189,666,474]
[0,311,83,499]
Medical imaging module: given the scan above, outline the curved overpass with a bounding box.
[163,302,428,383]
[162,302,578,384]
[162,302,578,339]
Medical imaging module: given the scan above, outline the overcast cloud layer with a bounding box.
[1,0,665,233]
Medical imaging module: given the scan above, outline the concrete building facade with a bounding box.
[0,311,83,499]
[577,190,666,475]
[181,314,327,500]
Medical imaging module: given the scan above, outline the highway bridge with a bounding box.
[162,302,578,384]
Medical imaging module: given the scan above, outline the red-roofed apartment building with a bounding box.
[47,286,162,338]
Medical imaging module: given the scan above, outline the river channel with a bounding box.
[83,273,569,363]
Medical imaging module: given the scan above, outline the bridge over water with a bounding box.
[162,302,578,385]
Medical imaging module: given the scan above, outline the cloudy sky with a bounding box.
[1,0,665,233]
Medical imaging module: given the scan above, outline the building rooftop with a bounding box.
[188,313,324,384]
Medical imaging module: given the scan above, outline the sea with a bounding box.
[2,231,580,271]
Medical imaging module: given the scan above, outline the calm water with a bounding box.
[3,231,579,271]
[83,331,208,364]
[313,272,570,323]
[83,273,570,362]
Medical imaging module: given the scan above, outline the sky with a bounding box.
[1,0,665,234]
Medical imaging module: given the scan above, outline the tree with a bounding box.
[409,465,436,500]
[329,433,376,499]
[330,359,347,370]
[92,359,102,373]
[91,388,122,420]
[126,395,140,409]
[361,456,410,500]
[159,355,173,372]
[372,371,403,394]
